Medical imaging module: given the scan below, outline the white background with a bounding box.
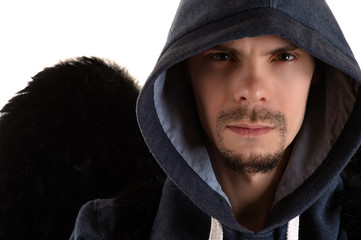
[0,0,360,109]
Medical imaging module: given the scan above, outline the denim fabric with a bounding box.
[70,200,103,240]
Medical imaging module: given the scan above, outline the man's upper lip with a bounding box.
[227,123,274,129]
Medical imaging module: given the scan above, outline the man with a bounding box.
[72,0,361,239]
[187,35,315,232]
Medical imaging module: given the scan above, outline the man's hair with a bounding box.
[0,57,163,239]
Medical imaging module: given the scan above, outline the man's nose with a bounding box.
[233,60,269,104]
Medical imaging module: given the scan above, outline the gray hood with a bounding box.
[137,0,361,237]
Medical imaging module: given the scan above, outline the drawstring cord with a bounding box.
[208,216,300,240]
[208,217,223,240]
[287,215,300,240]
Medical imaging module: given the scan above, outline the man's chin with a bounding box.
[220,151,282,174]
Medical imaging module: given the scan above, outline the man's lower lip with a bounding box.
[227,126,274,137]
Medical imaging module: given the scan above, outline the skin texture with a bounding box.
[188,35,315,231]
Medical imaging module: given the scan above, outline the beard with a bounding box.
[215,106,287,174]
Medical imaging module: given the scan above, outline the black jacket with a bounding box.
[71,151,361,239]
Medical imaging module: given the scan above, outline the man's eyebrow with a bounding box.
[265,43,300,56]
[207,45,240,56]
[207,42,300,56]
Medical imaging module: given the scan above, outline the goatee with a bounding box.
[215,106,287,174]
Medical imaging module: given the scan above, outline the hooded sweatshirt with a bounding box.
[71,0,361,239]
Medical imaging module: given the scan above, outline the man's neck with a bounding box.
[208,143,291,232]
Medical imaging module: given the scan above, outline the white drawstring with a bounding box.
[208,215,299,240]
[209,217,223,240]
[287,215,300,240]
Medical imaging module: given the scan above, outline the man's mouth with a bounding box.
[227,124,275,137]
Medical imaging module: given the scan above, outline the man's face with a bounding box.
[188,35,315,174]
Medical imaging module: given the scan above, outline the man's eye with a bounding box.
[275,53,296,61]
[211,52,232,61]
